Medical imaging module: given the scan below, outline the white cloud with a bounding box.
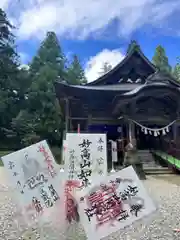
[18,2,59,39]
[6,0,179,41]
[0,0,10,9]
[2,0,180,41]
[85,49,125,82]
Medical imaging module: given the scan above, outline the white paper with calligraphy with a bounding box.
[1,140,64,225]
[76,166,156,240]
[65,133,107,189]
[111,140,118,162]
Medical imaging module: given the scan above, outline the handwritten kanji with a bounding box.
[8,161,15,169]
[32,197,43,213]
[48,184,59,202]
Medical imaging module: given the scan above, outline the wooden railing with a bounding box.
[160,139,180,160]
[152,138,180,171]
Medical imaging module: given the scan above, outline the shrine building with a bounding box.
[55,42,180,167]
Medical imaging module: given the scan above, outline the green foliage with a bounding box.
[152,45,172,73]
[126,40,140,54]
[173,57,180,82]
[11,110,41,146]
[0,10,86,151]
[67,55,87,84]
[0,8,24,146]
[12,32,65,147]
[30,31,67,78]
[51,146,62,164]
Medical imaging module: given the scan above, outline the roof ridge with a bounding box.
[86,44,156,86]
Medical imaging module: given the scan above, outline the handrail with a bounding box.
[153,138,180,171]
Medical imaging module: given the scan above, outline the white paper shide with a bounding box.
[77,166,156,240]
[65,133,107,188]
[111,140,118,162]
[1,140,63,224]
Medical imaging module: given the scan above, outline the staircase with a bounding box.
[138,150,173,174]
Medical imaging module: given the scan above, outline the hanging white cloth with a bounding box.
[111,140,118,162]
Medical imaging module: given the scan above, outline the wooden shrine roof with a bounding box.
[55,72,180,121]
[55,70,180,100]
[86,46,156,86]
[55,40,180,121]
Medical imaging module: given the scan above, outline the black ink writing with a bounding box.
[119,185,138,200]
[97,145,103,152]
[79,139,92,148]
[80,160,91,168]
[32,197,43,213]
[80,148,90,161]
[117,210,129,221]
[8,161,15,169]
[130,204,143,217]
[98,137,104,144]
[48,184,59,202]
[98,170,103,175]
[17,181,25,194]
[96,136,105,175]
[39,188,53,208]
[13,172,18,177]
[96,157,104,165]
[78,138,92,186]
[78,169,92,187]
[115,178,121,184]
[97,137,104,153]
[26,173,47,190]
[68,150,75,179]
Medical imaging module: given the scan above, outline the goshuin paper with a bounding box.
[1,140,64,225]
[65,133,107,188]
[76,166,156,240]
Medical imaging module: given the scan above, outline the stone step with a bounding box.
[140,160,155,164]
[143,164,159,168]
[144,166,173,175]
[145,169,173,175]
[141,160,155,164]
[138,150,150,153]
[138,152,155,163]
[138,154,152,157]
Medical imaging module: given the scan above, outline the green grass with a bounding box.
[0,150,12,166]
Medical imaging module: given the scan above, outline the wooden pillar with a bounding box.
[174,105,180,144]
[128,121,136,142]
[86,114,92,132]
[65,98,69,133]
[128,102,136,146]
[69,118,73,131]
[173,123,177,143]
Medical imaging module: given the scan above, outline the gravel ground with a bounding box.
[0,168,180,240]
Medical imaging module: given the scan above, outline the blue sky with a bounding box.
[2,0,180,82]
